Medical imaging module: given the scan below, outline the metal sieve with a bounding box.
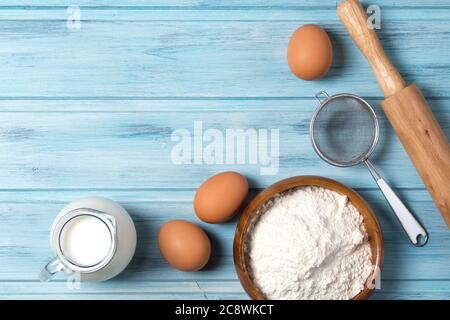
[310,91,428,246]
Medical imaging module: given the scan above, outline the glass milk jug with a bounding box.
[39,197,137,282]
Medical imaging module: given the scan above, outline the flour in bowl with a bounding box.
[247,186,373,300]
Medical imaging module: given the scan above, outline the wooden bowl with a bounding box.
[233,176,383,300]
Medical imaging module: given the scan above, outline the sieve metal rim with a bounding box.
[310,91,380,168]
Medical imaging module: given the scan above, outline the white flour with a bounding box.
[247,186,373,300]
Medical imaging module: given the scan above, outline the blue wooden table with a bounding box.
[0,0,449,300]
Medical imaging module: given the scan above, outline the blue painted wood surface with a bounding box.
[0,1,449,300]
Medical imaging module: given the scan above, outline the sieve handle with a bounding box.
[365,160,428,246]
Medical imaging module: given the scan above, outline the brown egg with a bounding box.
[287,24,333,80]
[158,220,211,272]
[194,171,248,224]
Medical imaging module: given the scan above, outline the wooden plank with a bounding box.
[0,18,448,97]
[0,293,247,300]
[0,280,244,294]
[0,189,448,282]
[0,280,448,300]
[371,281,450,300]
[1,1,449,8]
[0,100,447,189]
[1,8,450,21]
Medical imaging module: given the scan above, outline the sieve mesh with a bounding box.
[311,94,378,167]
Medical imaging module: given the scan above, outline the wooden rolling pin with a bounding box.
[337,0,450,228]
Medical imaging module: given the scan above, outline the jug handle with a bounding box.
[39,258,64,282]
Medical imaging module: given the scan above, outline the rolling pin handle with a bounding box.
[315,91,330,103]
[337,0,406,97]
